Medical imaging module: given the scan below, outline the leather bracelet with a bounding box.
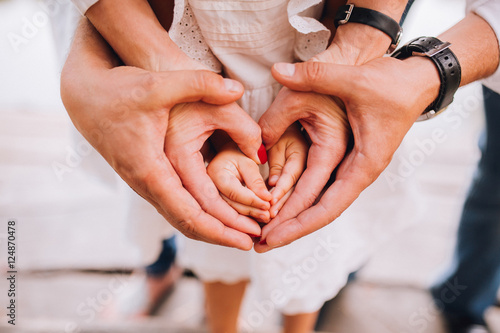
[392,37,462,121]
[334,4,403,54]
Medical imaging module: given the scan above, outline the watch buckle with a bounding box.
[338,4,354,25]
[412,41,451,57]
[387,28,403,54]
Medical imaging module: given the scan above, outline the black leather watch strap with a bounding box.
[334,4,403,53]
[392,37,462,121]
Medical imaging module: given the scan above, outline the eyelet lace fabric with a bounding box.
[287,0,330,61]
[169,0,330,72]
[169,0,222,73]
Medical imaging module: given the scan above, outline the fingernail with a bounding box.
[249,234,261,238]
[223,78,240,92]
[258,144,268,164]
[268,175,279,185]
[274,63,295,77]
[259,239,267,245]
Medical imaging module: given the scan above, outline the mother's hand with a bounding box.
[61,21,263,250]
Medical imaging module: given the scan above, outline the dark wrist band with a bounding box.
[334,4,403,54]
[392,36,462,121]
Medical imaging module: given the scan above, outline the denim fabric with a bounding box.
[145,236,177,277]
[431,86,500,325]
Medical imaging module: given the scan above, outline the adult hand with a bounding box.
[61,21,263,250]
[165,101,266,229]
[255,56,440,252]
[258,88,350,223]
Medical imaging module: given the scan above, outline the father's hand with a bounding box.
[255,56,440,251]
[61,21,262,250]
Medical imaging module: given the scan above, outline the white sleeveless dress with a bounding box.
[170,0,422,314]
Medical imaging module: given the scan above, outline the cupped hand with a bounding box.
[206,143,272,223]
[61,60,261,250]
[166,102,269,228]
[257,87,351,248]
[255,57,438,251]
[266,123,309,218]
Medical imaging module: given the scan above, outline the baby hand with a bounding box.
[267,123,308,218]
[207,143,273,223]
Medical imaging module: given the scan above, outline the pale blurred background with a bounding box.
[0,0,499,332]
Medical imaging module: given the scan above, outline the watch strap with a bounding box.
[334,4,403,53]
[392,37,461,120]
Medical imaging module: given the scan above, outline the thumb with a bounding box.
[258,88,304,149]
[156,70,244,106]
[271,62,353,98]
[208,103,264,165]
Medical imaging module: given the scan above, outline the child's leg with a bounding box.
[283,311,320,333]
[204,280,249,333]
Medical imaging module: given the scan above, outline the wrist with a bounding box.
[322,24,394,65]
[318,0,407,65]
[86,0,203,72]
[393,37,462,120]
[401,56,441,119]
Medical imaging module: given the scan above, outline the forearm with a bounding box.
[440,12,499,87]
[401,12,499,118]
[62,19,119,89]
[321,0,408,65]
[85,0,181,71]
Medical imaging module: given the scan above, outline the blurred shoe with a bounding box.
[102,265,183,320]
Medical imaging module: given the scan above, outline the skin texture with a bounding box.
[61,20,263,250]
[205,124,309,222]
[71,1,500,255]
[255,12,500,252]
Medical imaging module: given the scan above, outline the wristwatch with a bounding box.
[334,4,403,54]
[392,37,462,121]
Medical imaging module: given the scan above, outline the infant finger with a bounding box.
[271,151,306,205]
[267,149,285,188]
[213,170,271,210]
[240,160,273,202]
[221,194,271,223]
[270,187,294,218]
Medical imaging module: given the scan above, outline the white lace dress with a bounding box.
[171,0,423,314]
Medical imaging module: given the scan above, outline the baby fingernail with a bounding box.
[258,144,268,164]
[269,175,279,184]
[274,63,295,77]
[249,234,261,238]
